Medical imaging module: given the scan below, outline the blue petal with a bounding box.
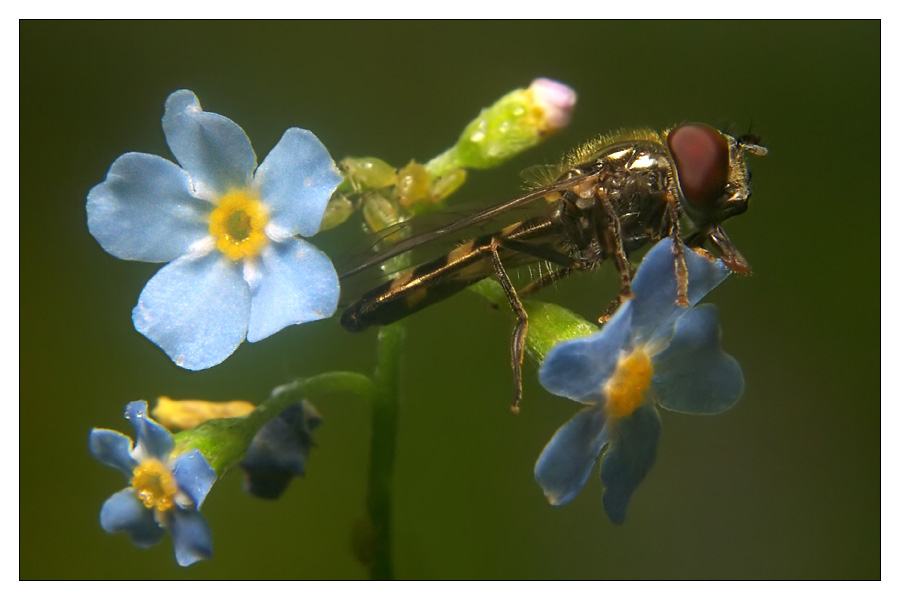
[246,412,305,468]
[599,404,661,524]
[629,239,731,344]
[243,402,316,475]
[240,401,321,499]
[245,237,339,343]
[133,252,251,370]
[172,449,217,509]
[241,468,293,501]
[534,403,610,505]
[125,400,174,460]
[169,509,213,567]
[99,488,166,548]
[538,302,633,402]
[162,89,256,198]
[253,128,343,238]
[651,304,744,415]
[86,152,211,262]
[89,428,138,478]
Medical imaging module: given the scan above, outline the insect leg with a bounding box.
[663,194,690,306]
[707,224,751,274]
[487,237,533,415]
[594,193,635,322]
[499,237,583,267]
[683,227,748,273]
[489,237,598,301]
[597,294,625,324]
[519,265,579,297]
[597,194,633,297]
[496,238,589,297]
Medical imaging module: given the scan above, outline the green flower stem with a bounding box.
[174,371,375,478]
[363,321,405,580]
[245,372,375,431]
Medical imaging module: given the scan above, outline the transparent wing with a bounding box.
[338,171,597,281]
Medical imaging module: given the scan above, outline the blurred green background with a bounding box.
[20,21,879,579]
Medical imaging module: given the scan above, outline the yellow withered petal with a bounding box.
[153,396,256,430]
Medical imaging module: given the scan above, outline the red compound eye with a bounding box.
[667,124,729,210]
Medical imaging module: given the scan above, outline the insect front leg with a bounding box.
[707,224,751,274]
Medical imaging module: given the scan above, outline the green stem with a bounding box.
[174,371,375,478]
[365,322,405,579]
[244,372,376,433]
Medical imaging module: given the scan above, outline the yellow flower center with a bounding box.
[208,189,269,260]
[131,457,179,512]
[604,347,654,419]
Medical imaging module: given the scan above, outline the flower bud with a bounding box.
[426,78,577,175]
[528,77,577,133]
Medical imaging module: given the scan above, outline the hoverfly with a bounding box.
[340,124,768,411]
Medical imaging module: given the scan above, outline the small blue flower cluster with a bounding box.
[86,90,341,565]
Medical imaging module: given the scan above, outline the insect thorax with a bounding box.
[553,139,675,260]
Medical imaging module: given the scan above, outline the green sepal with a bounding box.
[523,298,599,362]
[320,192,355,231]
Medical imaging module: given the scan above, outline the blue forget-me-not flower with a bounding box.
[87,89,344,369]
[535,238,744,523]
[89,401,217,566]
